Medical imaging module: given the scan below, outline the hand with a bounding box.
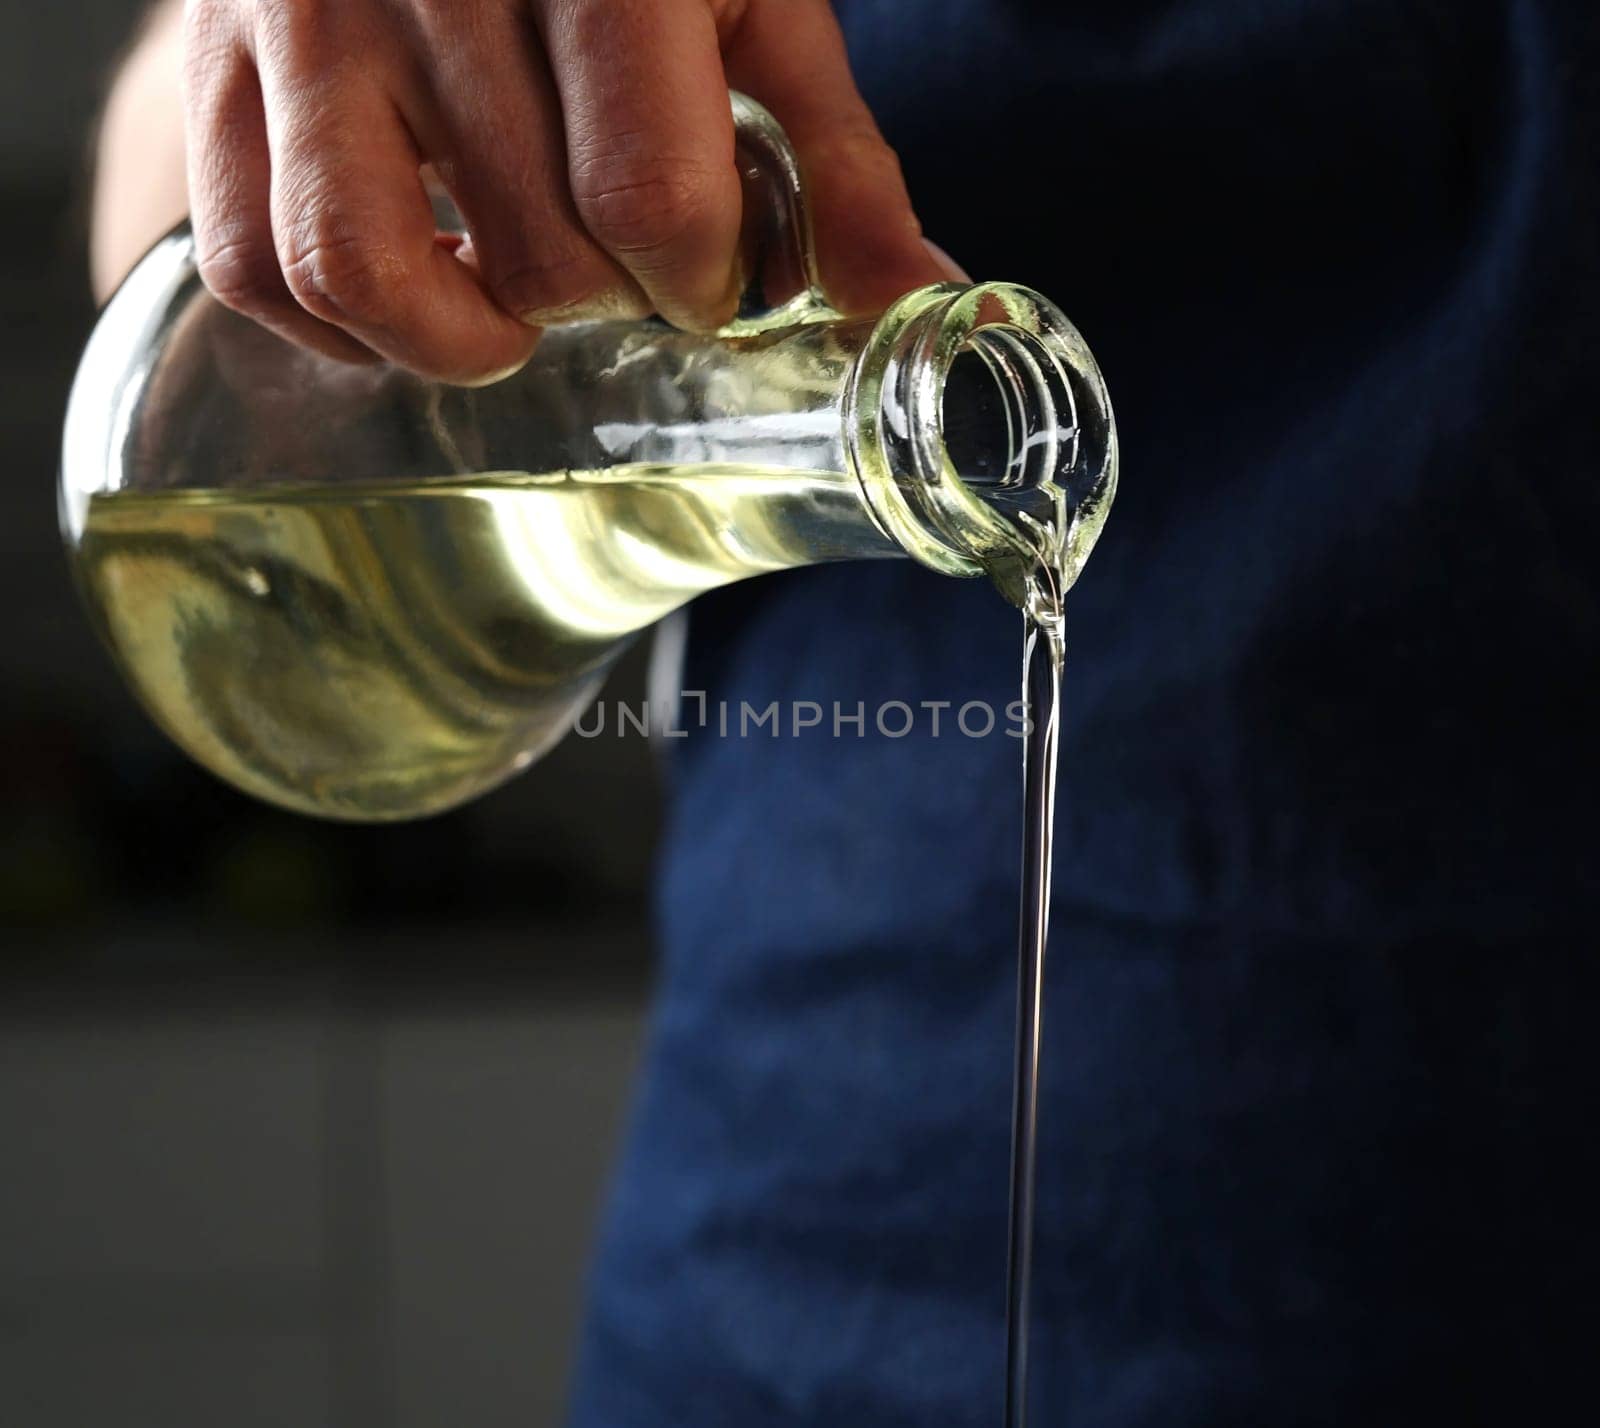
[182,0,948,383]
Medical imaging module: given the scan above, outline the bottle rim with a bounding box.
[843,281,1117,604]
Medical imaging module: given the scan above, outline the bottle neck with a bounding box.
[843,282,1117,606]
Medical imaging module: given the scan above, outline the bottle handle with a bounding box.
[723,92,833,333]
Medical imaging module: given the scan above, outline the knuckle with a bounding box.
[197,234,281,315]
[280,231,403,327]
[557,0,627,52]
[182,0,236,72]
[253,0,369,79]
[806,125,924,245]
[254,0,334,52]
[814,123,907,186]
[572,160,721,260]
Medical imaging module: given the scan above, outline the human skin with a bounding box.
[94,0,952,383]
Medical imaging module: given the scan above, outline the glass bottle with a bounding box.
[60,95,1116,821]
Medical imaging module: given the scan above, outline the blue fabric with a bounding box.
[569,2,1600,1422]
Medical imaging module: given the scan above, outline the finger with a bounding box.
[404,2,647,324]
[253,8,539,383]
[535,0,742,331]
[182,10,374,364]
[924,238,972,283]
[724,0,947,315]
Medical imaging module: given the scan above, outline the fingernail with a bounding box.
[518,292,649,327]
[456,352,536,389]
[667,271,743,336]
[924,238,972,284]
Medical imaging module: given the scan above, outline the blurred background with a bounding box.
[1,6,659,1423]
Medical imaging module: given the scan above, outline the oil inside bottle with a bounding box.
[75,464,875,820]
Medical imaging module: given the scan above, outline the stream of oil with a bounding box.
[1004,561,1066,1428]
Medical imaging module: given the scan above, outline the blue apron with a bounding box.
[570,3,1600,1421]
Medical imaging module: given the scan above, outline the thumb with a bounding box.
[722,0,947,315]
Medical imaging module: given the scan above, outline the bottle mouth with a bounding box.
[844,282,1117,603]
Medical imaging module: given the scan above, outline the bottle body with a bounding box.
[61,101,1115,822]
[64,230,916,818]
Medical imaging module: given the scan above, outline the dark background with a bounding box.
[1,7,659,1422]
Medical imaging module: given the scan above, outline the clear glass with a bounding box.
[59,96,1116,821]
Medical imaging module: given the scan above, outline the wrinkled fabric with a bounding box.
[569,2,1600,1422]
